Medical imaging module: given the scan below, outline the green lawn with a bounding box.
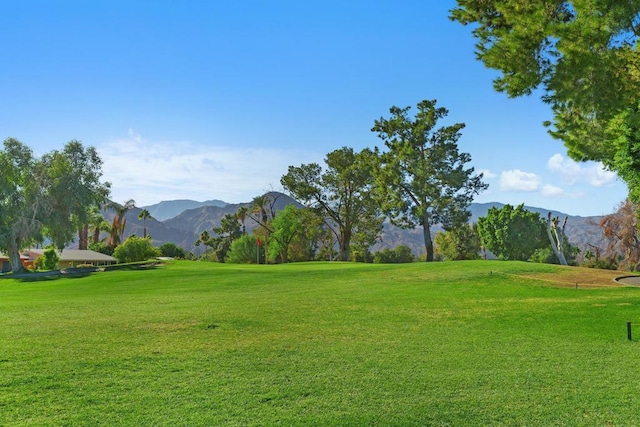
[1,260,639,426]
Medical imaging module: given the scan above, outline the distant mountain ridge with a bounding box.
[111,194,606,256]
[141,199,227,221]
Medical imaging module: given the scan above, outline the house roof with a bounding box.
[24,249,117,262]
[0,253,30,260]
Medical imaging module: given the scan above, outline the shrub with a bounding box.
[435,224,481,261]
[34,246,60,270]
[113,236,160,263]
[351,249,374,263]
[159,242,186,259]
[374,245,415,264]
[226,235,261,264]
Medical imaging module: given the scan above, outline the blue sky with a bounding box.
[1,1,628,216]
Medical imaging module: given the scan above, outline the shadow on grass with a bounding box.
[0,261,163,283]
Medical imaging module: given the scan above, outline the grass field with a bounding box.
[1,260,640,426]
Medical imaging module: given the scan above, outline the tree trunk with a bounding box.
[78,224,89,250]
[8,240,26,274]
[546,213,568,266]
[92,226,101,245]
[422,210,434,262]
[339,229,351,261]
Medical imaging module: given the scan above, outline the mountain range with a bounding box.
[105,193,607,256]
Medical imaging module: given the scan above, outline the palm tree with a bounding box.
[199,230,210,256]
[251,195,269,225]
[76,206,105,250]
[236,206,248,234]
[138,209,153,239]
[105,199,136,248]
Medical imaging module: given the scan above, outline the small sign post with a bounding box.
[628,322,633,341]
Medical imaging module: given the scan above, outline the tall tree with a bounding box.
[248,193,281,259]
[451,1,640,201]
[476,204,547,261]
[198,230,211,256]
[137,209,153,239]
[236,206,248,234]
[105,199,136,248]
[0,138,110,272]
[371,100,488,261]
[211,213,242,262]
[268,205,304,263]
[281,147,383,261]
[85,206,107,245]
[43,141,110,251]
[288,208,325,262]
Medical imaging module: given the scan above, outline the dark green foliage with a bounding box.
[435,224,482,261]
[287,208,324,262]
[451,1,640,202]
[530,247,557,265]
[281,147,383,261]
[0,138,109,272]
[530,241,579,265]
[477,204,547,261]
[113,236,160,263]
[89,241,114,256]
[350,248,374,263]
[374,245,415,263]
[371,100,487,261]
[211,214,242,262]
[159,242,186,259]
[34,247,60,270]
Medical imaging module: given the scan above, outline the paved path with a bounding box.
[616,275,640,286]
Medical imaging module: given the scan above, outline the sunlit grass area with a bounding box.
[1,260,639,425]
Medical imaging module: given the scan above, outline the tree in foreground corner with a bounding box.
[451,1,640,201]
[371,100,487,261]
[0,138,110,273]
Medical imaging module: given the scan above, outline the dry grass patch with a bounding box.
[511,265,632,289]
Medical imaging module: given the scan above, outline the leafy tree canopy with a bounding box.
[435,224,482,261]
[0,138,110,272]
[281,147,383,261]
[268,204,304,263]
[451,1,640,201]
[159,242,186,259]
[476,204,547,261]
[371,100,487,261]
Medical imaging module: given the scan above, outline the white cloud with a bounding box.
[589,166,618,187]
[478,168,497,179]
[500,169,541,192]
[97,131,322,206]
[547,153,617,187]
[541,184,564,197]
[541,184,584,199]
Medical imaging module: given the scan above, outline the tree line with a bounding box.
[3,96,638,271]
[0,99,488,271]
